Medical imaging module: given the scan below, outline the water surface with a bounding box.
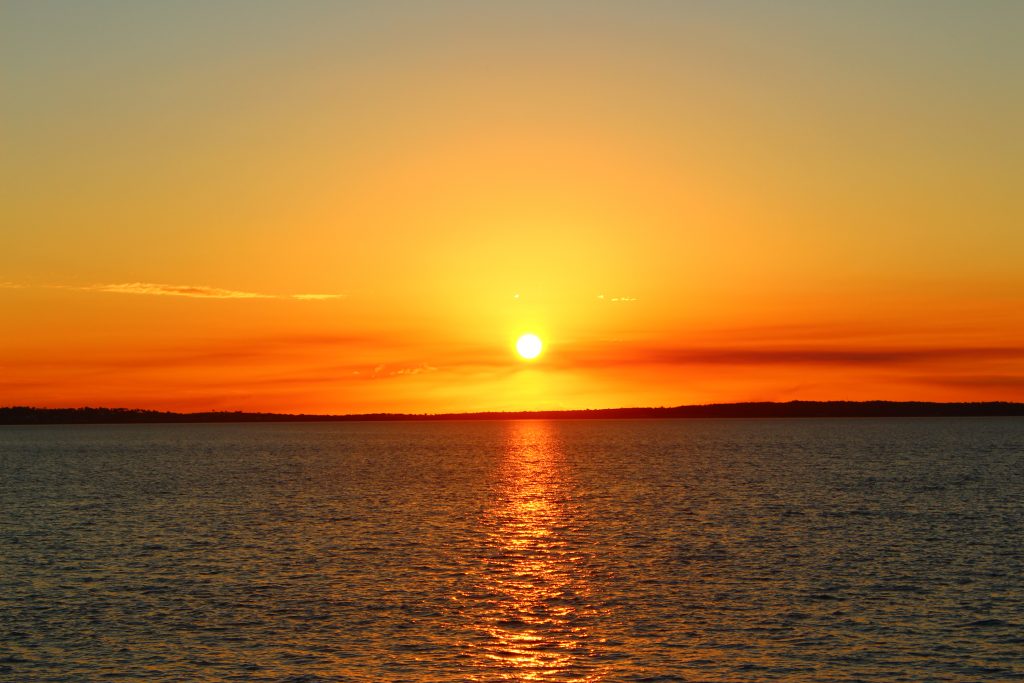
[1,418,1022,681]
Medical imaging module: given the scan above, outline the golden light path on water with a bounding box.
[459,421,612,681]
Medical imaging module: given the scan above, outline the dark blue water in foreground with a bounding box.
[1,418,1022,682]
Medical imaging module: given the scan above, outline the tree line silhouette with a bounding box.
[2,401,1023,425]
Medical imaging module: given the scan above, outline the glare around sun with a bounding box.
[516,334,543,360]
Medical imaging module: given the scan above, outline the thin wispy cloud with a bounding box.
[441,342,1024,373]
[7,333,386,373]
[556,344,1024,369]
[291,293,345,300]
[383,363,438,378]
[1,281,344,300]
[919,375,1024,390]
[87,282,273,299]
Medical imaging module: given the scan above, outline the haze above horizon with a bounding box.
[2,2,1022,413]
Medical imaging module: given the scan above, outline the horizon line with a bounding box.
[3,400,1024,425]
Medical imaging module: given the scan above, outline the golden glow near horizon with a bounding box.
[1,3,1023,413]
[516,334,543,361]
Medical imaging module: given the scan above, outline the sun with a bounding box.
[516,333,543,360]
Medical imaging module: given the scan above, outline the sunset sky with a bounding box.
[2,1,1022,413]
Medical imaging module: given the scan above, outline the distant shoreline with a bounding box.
[2,401,1023,425]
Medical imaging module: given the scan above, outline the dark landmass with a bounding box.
[2,401,1023,425]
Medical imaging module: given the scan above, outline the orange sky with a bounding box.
[2,2,1022,413]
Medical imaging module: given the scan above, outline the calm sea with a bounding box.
[1,418,1022,682]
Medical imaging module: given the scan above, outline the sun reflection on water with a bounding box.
[460,420,610,681]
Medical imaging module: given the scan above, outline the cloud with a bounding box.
[291,293,345,300]
[524,343,1024,372]
[85,282,271,299]
[638,346,1024,366]
[363,363,438,379]
[596,294,638,302]
[388,363,438,377]
[12,332,386,372]
[702,345,1007,365]
[917,375,1024,390]
[69,282,343,300]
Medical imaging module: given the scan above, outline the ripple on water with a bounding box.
[0,418,1022,681]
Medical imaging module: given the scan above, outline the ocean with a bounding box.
[1,418,1022,681]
